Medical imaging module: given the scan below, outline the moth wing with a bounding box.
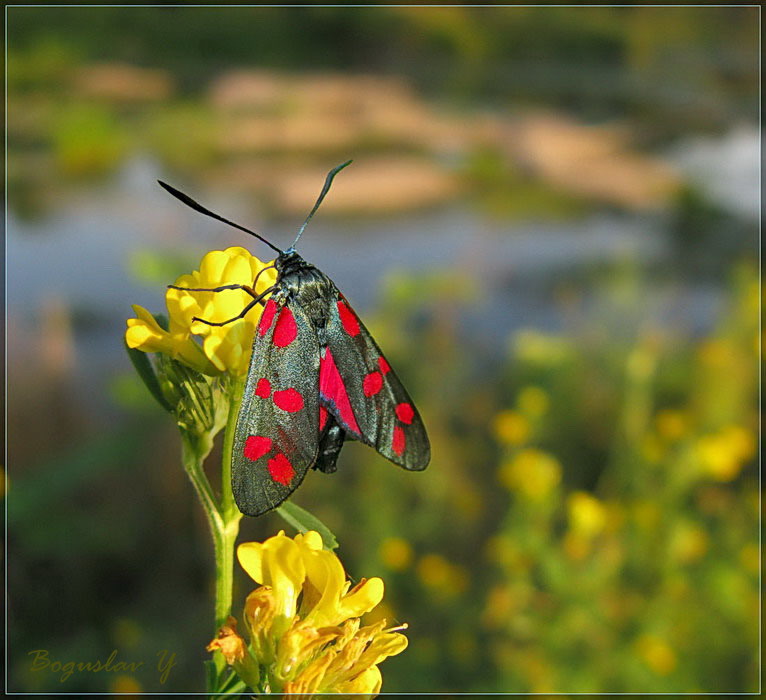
[231,296,320,516]
[321,294,430,470]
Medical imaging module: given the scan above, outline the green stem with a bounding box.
[214,380,244,629]
[220,380,244,523]
[181,437,223,544]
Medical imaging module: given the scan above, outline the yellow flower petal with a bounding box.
[127,246,276,375]
[337,577,385,621]
[125,304,215,374]
[336,665,382,694]
[301,547,348,625]
[295,530,324,551]
[238,532,306,620]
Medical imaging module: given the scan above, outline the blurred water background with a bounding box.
[6,5,759,694]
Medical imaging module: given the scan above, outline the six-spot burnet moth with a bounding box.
[159,161,430,516]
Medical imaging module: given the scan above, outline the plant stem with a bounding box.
[181,437,223,546]
[214,380,244,629]
[212,523,239,628]
[220,380,244,523]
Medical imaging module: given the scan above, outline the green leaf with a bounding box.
[204,659,219,695]
[124,340,174,413]
[276,501,339,550]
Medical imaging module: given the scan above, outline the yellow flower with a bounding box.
[696,425,755,481]
[415,554,468,596]
[669,521,708,564]
[493,410,530,445]
[514,330,573,366]
[125,303,215,374]
[655,409,689,441]
[109,676,142,694]
[481,585,515,628]
[498,449,561,501]
[215,531,407,694]
[567,491,607,538]
[126,246,277,375]
[379,537,414,571]
[517,385,550,418]
[635,634,677,675]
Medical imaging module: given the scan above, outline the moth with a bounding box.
[160,161,430,516]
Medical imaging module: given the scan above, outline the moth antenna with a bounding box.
[157,180,282,255]
[290,160,352,250]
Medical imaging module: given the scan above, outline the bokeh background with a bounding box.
[6,5,760,694]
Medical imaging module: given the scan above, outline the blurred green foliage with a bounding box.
[463,147,586,219]
[52,103,128,176]
[7,6,758,117]
[328,262,758,693]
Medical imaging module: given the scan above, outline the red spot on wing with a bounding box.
[337,301,360,337]
[319,406,328,431]
[273,306,297,347]
[255,378,272,398]
[319,348,360,433]
[363,371,383,397]
[258,298,277,336]
[244,435,272,461]
[392,426,406,456]
[268,453,295,485]
[378,356,391,374]
[273,388,304,412]
[396,402,414,424]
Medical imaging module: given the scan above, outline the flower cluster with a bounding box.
[126,246,277,375]
[207,530,408,695]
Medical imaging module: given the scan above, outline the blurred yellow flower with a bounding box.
[670,521,708,564]
[517,385,550,418]
[635,634,677,675]
[481,585,515,628]
[563,531,591,561]
[212,530,407,694]
[484,534,531,569]
[109,675,142,694]
[499,449,561,501]
[379,537,414,571]
[655,409,689,442]
[493,410,530,445]
[696,425,755,481]
[697,338,735,367]
[126,247,277,375]
[514,330,573,366]
[416,554,468,596]
[567,491,607,538]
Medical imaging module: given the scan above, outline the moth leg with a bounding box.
[251,263,276,290]
[168,282,252,293]
[191,285,277,327]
